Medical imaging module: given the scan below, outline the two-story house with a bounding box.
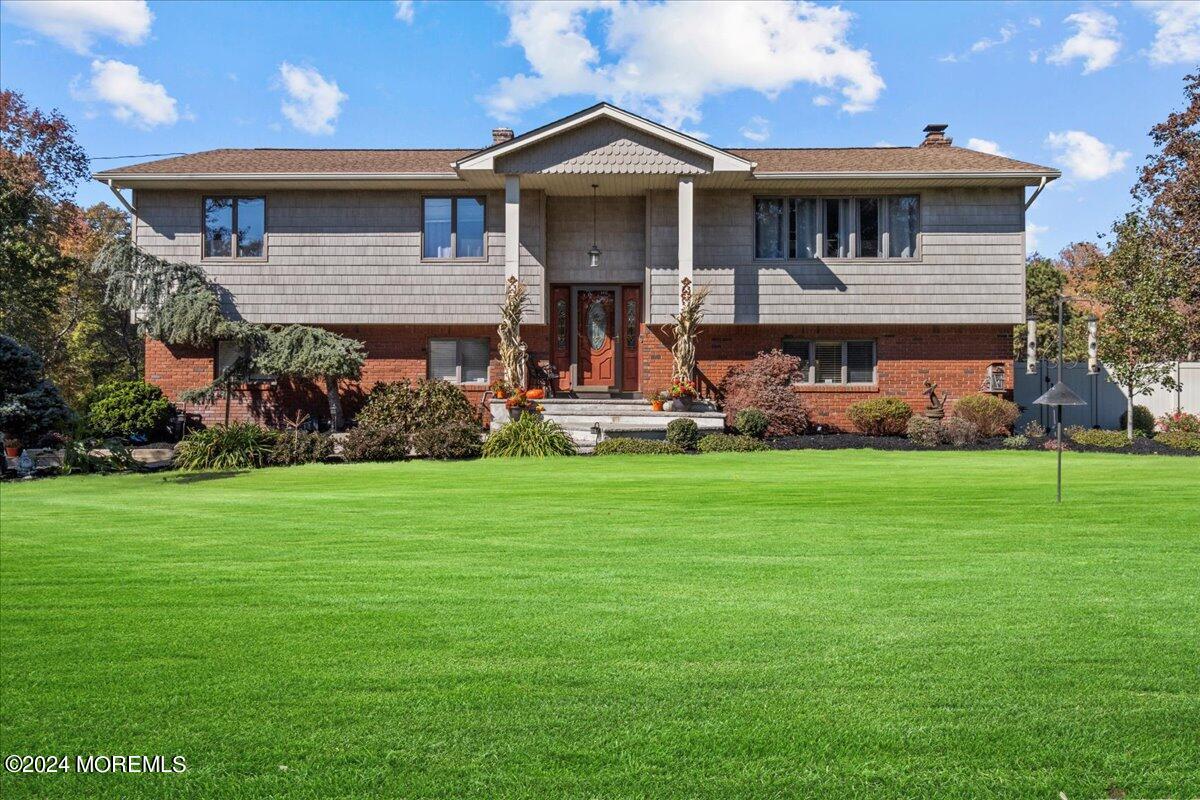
[96,103,1059,428]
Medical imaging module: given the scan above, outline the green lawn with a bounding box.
[1,450,1198,799]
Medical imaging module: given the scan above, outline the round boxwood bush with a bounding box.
[594,437,683,455]
[665,418,700,450]
[84,380,171,439]
[952,393,1018,437]
[174,423,277,471]
[734,407,769,439]
[846,397,913,436]
[1119,404,1156,436]
[483,414,575,458]
[697,433,769,453]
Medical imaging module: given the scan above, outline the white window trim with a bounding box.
[428,338,489,384]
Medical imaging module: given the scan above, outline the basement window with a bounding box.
[782,338,876,384]
[429,338,489,384]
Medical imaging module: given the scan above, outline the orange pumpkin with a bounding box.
[526,388,545,399]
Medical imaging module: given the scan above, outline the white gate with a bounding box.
[1014,361,1200,430]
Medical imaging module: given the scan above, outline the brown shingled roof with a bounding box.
[96,144,1056,177]
[95,148,471,176]
[728,146,1055,174]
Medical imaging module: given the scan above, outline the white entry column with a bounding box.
[504,174,520,284]
[677,176,694,309]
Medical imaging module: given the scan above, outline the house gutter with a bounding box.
[95,172,464,184]
[752,170,1061,183]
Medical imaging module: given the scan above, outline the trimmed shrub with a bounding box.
[355,380,420,432]
[1002,434,1029,449]
[174,423,277,471]
[717,350,808,437]
[1066,427,1130,449]
[412,418,483,459]
[665,418,700,450]
[483,415,575,458]
[1155,430,1200,452]
[83,380,171,439]
[941,417,981,447]
[697,433,769,453]
[1119,404,1155,436]
[906,416,942,448]
[952,393,1019,436]
[1157,411,1200,434]
[1022,419,1047,438]
[846,397,913,436]
[734,407,769,439]
[271,430,335,466]
[342,424,409,462]
[594,437,683,456]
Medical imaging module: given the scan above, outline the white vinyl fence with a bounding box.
[1014,361,1200,430]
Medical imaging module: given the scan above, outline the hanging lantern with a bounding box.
[588,184,601,269]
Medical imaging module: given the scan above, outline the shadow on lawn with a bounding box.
[160,470,248,485]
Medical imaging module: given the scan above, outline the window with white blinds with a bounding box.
[429,338,489,384]
[754,195,919,259]
[782,338,876,384]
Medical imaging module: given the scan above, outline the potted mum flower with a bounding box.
[644,389,665,412]
[669,378,698,410]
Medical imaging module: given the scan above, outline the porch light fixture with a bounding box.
[588,184,601,269]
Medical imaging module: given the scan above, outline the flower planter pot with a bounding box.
[509,407,523,421]
[650,401,664,412]
[4,443,21,458]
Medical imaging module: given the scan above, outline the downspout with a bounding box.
[1024,176,1048,210]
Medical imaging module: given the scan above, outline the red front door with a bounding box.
[578,290,615,386]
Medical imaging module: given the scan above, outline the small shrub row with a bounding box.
[697,433,769,453]
[846,397,912,436]
[1155,430,1200,452]
[1066,427,1130,449]
[734,408,769,439]
[594,437,683,456]
[272,430,335,466]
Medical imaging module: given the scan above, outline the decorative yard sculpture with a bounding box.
[922,381,948,420]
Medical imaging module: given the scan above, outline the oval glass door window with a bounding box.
[587,301,608,350]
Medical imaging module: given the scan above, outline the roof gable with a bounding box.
[494,117,713,175]
[456,103,753,174]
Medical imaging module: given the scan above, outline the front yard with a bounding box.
[1,451,1197,799]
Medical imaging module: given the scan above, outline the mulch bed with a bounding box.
[769,433,1198,456]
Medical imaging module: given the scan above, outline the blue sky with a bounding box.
[1,0,1196,256]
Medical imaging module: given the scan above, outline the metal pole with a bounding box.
[1057,296,1064,503]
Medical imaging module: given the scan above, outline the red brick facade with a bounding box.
[147,322,1010,431]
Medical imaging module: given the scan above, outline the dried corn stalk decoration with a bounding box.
[498,277,530,390]
[664,282,708,383]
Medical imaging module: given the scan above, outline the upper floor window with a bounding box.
[423,196,485,259]
[204,197,265,259]
[754,196,919,260]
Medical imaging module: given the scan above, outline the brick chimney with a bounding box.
[920,124,951,148]
[491,127,514,145]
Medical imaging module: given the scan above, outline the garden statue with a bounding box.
[922,381,948,420]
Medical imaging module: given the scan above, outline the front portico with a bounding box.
[455,103,754,396]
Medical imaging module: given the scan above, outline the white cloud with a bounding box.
[1047,10,1121,73]
[276,63,347,136]
[76,59,179,128]
[970,22,1016,53]
[1136,1,1200,65]
[1045,130,1130,180]
[2,0,152,54]
[394,0,414,23]
[486,0,884,128]
[967,137,1007,157]
[739,115,770,142]
[812,95,833,107]
[1027,222,1049,253]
